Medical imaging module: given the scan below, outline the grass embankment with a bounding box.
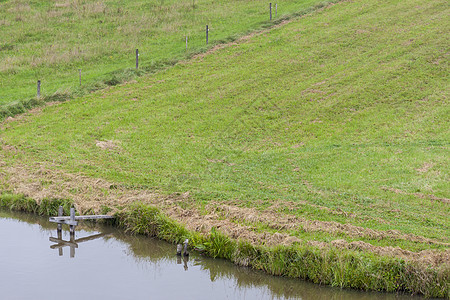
[0,0,449,297]
[0,0,328,114]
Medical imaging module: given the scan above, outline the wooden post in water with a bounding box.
[37,80,41,98]
[136,49,139,70]
[206,25,209,45]
[69,207,75,236]
[57,206,63,256]
[57,206,63,232]
[183,239,189,256]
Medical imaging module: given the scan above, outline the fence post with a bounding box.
[136,49,139,70]
[270,3,272,20]
[37,80,41,98]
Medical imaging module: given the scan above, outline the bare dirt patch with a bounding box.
[416,162,434,173]
[1,144,17,153]
[95,140,121,151]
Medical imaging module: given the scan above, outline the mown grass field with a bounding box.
[0,0,325,107]
[0,0,449,296]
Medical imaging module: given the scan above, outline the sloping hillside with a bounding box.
[1,0,448,296]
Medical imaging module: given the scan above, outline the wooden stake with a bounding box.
[270,3,272,20]
[136,49,139,70]
[57,206,63,231]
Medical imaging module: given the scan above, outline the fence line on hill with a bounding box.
[33,3,278,99]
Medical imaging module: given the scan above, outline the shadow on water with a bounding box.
[0,209,424,300]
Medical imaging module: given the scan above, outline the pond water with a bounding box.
[0,209,423,300]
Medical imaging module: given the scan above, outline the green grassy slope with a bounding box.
[1,0,449,253]
[0,0,327,106]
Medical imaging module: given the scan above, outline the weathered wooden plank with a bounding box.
[49,215,114,224]
[48,218,78,226]
[57,206,63,231]
[49,215,114,221]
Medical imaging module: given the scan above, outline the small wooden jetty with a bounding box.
[48,206,114,257]
[49,206,114,234]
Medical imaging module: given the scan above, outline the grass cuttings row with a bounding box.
[0,0,334,110]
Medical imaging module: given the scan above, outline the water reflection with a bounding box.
[177,254,189,271]
[0,209,423,300]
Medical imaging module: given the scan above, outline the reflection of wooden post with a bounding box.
[57,206,63,255]
[50,232,109,258]
[183,255,189,271]
[57,227,63,256]
[70,234,75,258]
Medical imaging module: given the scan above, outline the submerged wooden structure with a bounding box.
[49,206,114,234]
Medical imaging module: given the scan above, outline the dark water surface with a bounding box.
[0,209,422,300]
